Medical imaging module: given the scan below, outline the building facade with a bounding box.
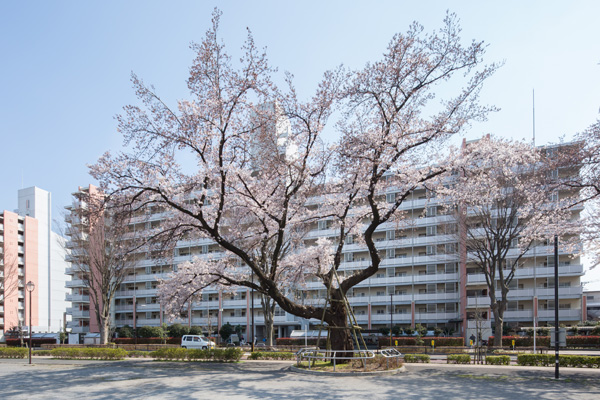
[1,187,69,341]
[65,138,586,342]
[65,176,586,344]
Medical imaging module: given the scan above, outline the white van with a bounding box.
[181,335,216,349]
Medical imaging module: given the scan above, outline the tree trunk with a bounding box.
[261,295,275,346]
[326,292,354,363]
[491,305,504,348]
[100,314,111,345]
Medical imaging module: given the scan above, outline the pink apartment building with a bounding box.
[1,187,69,342]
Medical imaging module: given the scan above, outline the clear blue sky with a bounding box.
[1,1,599,286]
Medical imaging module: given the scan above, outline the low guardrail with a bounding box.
[296,347,402,372]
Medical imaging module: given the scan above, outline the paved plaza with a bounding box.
[1,358,599,400]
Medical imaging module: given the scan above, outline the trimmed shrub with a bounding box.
[114,337,180,345]
[565,336,600,346]
[276,338,322,346]
[150,347,243,362]
[126,350,150,358]
[116,325,134,338]
[486,355,510,365]
[137,326,165,338]
[0,348,28,358]
[403,354,430,363]
[50,348,127,360]
[188,326,204,335]
[33,350,52,356]
[517,354,600,368]
[167,323,190,338]
[249,351,295,360]
[382,337,464,347]
[447,354,471,364]
[5,338,57,347]
[489,335,600,348]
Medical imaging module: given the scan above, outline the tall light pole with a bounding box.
[26,281,35,365]
[390,294,393,347]
[554,234,560,380]
[251,272,255,352]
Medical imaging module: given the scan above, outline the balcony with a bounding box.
[466,264,584,285]
[413,272,459,283]
[69,326,90,334]
[538,309,581,320]
[370,313,412,323]
[66,279,86,288]
[413,292,460,302]
[122,272,171,283]
[414,312,460,321]
[70,310,90,319]
[221,299,248,308]
[467,320,492,330]
[65,294,90,303]
[115,289,158,298]
[503,310,533,320]
[508,286,583,299]
[466,297,491,308]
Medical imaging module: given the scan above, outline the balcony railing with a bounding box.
[65,294,90,303]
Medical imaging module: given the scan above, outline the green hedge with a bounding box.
[150,347,243,362]
[486,355,510,365]
[248,351,295,360]
[387,337,464,347]
[275,338,321,346]
[5,338,57,347]
[403,354,430,363]
[517,354,600,368]
[114,337,180,345]
[126,350,151,358]
[447,354,471,364]
[50,348,128,360]
[489,335,600,347]
[0,348,28,358]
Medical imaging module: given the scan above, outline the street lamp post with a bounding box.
[133,295,137,346]
[390,294,393,347]
[554,234,560,380]
[251,272,255,352]
[26,281,35,365]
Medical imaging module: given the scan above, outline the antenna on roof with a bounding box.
[532,89,536,146]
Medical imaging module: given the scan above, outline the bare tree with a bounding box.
[64,190,136,344]
[439,137,578,347]
[1,252,21,341]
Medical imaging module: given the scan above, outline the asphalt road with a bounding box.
[1,358,599,400]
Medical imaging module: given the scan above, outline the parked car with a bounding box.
[181,335,216,349]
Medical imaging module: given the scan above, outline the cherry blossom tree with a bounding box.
[437,136,579,347]
[559,119,600,268]
[92,10,497,354]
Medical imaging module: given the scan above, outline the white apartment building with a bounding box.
[65,144,585,343]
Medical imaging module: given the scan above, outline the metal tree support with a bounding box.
[314,267,368,365]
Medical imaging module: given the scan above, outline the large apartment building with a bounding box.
[1,187,70,341]
[65,145,585,343]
